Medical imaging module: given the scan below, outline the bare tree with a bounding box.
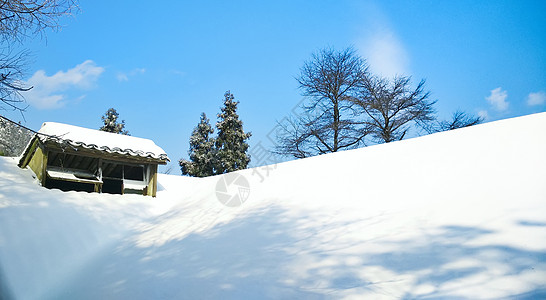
[275,47,370,158]
[0,49,30,111]
[435,110,483,132]
[0,0,78,112]
[273,116,313,159]
[352,75,436,143]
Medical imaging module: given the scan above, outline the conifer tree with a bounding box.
[179,113,216,177]
[214,91,251,174]
[100,108,129,135]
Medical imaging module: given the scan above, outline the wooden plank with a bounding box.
[47,169,102,184]
[18,137,39,168]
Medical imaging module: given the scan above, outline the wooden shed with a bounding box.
[18,122,169,197]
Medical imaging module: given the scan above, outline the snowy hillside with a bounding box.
[1,113,546,299]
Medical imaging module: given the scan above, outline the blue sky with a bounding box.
[4,0,546,172]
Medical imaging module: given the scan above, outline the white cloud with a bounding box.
[116,68,146,82]
[358,30,409,78]
[23,60,104,109]
[485,87,509,111]
[526,91,546,106]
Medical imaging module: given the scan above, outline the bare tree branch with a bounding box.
[0,0,78,43]
[352,75,436,143]
[0,48,31,112]
[434,110,484,132]
[275,47,370,158]
[0,0,79,112]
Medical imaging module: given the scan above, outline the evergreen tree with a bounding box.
[100,108,129,135]
[214,91,251,174]
[179,113,216,177]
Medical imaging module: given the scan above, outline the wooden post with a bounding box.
[121,164,125,195]
[41,150,48,187]
[148,164,158,197]
[96,158,103,193]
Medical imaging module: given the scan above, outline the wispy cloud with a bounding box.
[354,2,409,79]
[23,60,104,109]
[360,30,409,78]
[526,91,546,106]
[116,73,129,82]
[485,87,509,111]
[116,68,146,82]
[171,70,186,76]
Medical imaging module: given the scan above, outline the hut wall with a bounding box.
[28,147,47,185]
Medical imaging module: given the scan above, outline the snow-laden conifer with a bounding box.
[100,108,129,135]
[214,91,251,174]
[179,113,215,177]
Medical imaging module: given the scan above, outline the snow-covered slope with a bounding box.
[1,113,545,299]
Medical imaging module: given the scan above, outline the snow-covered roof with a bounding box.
[35,122,169,162]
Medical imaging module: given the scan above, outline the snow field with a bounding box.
[1,112,545,299]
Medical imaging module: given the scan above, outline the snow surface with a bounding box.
[1,113,546,299]
[36,122,168,160]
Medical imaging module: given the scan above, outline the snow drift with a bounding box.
[1,112,545,299]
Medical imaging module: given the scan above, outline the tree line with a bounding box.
[178,48,482,177]
[273,47,482,158]
[0,1,481,176]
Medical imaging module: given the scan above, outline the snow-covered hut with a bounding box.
[18,122,169,197]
